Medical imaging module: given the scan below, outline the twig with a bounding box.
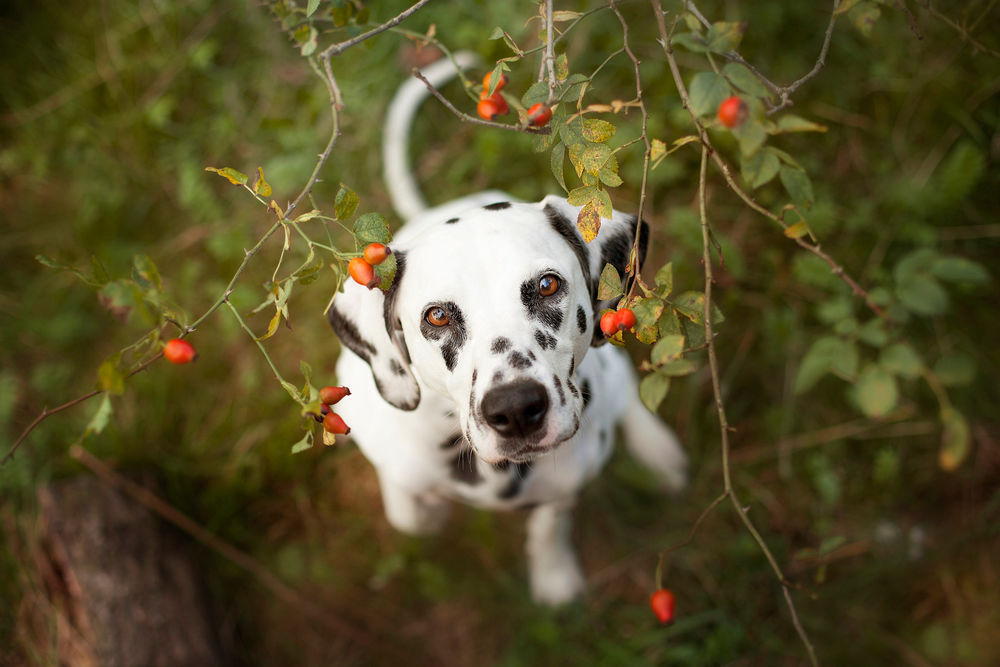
[412,69,551,134]
[67,445,400,654]
[654,492,728,588]
[320,0,436,57]
[543,0,558,105]
[917,1,1000,58]
[696,144,819,667]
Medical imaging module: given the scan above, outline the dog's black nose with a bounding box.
[481,380,549,439]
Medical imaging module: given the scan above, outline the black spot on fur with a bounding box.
[483,201,511,210]
[520,276,564,330]
[508,351,532,369]
[581,378,592,410]
[445,217,460,224]
[498,462,533,499]
[327,306,376,363]
[567,379,579,398]
[491,337,511,354]
[420,301,467,372]
[389,358,407,376]
[449,449,483,484]
[534,329,557,351]
[552,374,566,406]
[492,370,504,385]
[576,305,587,335]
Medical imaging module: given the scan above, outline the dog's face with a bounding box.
[328,195,648,465]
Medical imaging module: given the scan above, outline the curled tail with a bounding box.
[382,51,480,221]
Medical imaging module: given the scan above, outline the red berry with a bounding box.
[649,588,676,625]
[319,385,351,405]
[717,95,748,129]
[477,98,501,120]
[615,308,637,331]
[322,412,350,435]
[348,257,379,289]
[527,103,553,127]
[363,243,391,266]
[163,338,197,364]
[599,310,619,338]
[482,71,508,94]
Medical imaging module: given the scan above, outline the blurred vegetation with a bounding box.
[1,0,998,665]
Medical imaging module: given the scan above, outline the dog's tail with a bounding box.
[383,51,480,221]
[621,386,688,494]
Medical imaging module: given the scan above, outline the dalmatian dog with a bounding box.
[326,54,687,605]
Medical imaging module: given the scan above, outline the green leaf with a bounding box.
[658,308,682,337]
[775,114,828,134]
[253,166,272,197]
[632,297,665,345]
[659,359,698,376]
[706,21,746,53]
[353,212,391,245]
[306,0,321,17]
[688,71,730,117]
[204,166,247,185]
[779,165,814,209]
[578,143,613,176]
[933,352,976,387]
[132,255,162,292]
[582,119,616,143]
[795,336,857,394]
[938,407,970,471]
[567,185,598,207]
[854,364,898,418]
[651,335,686,365]
[857,318,889,347]
[733,119,767,157]
[850,3,881,37]
[97,352,125,395]
[896,274,949,316]
[671,291,723,326]
[291,430,314,454]
[598,166,623,188]
[879,342,923,379]
[597,263,623,300]
[550,142,567,191]
[741,146,780,189]
[721,62,771,99]
[335,184,360,220]
[654,262,673,297]
[488,26,505,40]
[85,394,113,436]
[670,32,708,54]
[931,256,990,285]
[639,373,671,412]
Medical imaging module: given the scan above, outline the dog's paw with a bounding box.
[529,557,585,606]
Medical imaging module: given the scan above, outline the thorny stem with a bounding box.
[320,0,436,57]
[697,145,819,667]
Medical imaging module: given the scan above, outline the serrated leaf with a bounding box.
[291,430,314,454]
[784,221,810,239]
[205,166,247,185]
[579,142,613,176]
[582,119,616,143]
[879,342,923,379]
[688,71,730,117]
[253,166,272,197]
[779,165,814,209]
[658,308,682,337]
[353,212,391,245]
[522,80,549,107]
[938,407,970,471]
[640,373,671,412]
[488,26,505,40]
[706,21,746,53]
[854,364,898,418]
[651,334,685,365]
[598,166,623,188]
[721,62,771,98]
[85,394,113,436]
[97,353,125,395]
[335,184,359,220]
[671,291,722,325]
[733,119,767,157]
[598,263,623,300]
[577,201,600,243]
[596,188,613,220]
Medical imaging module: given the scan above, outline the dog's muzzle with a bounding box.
[480,379,550,455]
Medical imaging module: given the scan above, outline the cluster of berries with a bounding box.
[315,385,351,435]
[348,243,391,290]
[599,307,637,338]
[476,72,552,128]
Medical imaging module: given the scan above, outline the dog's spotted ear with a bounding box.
[326,253,420,410]
[540,195,650,347]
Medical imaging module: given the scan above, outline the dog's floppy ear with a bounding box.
[326,252,420,410]
[540,195,650,346]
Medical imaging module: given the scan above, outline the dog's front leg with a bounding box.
[377,473,451,536]
[525,500,585,605]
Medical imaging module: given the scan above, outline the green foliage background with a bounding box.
[1,0,998,664]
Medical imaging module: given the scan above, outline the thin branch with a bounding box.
[917,1,1000,58]
[543,0,558,105]
[320,0,436,57]
[654,491,728,588]
[412,69,551,134]
[697,144,819,667]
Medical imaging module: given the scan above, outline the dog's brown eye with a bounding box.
[538,274,560,297]
[425,306,450,327]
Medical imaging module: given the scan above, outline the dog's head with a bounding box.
[327,195,648,464]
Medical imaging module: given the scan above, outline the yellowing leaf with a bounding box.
[205,166,248,185]
[939,407,970,471]
[582,118,616,143]
[253,166,272,197]
[577,201,601,243]
[784,221,811,239]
